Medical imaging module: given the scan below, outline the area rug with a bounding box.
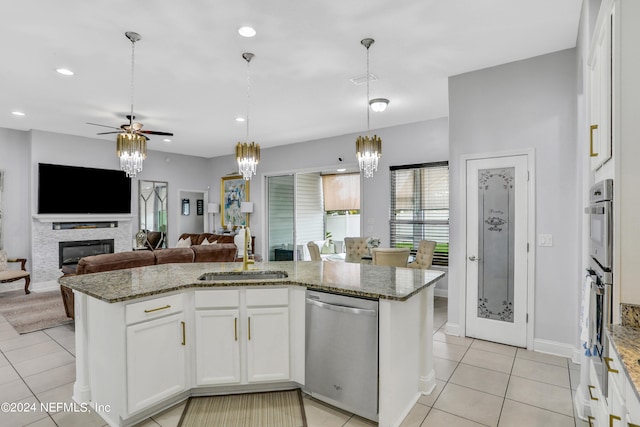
[0,289,73,334]
[178,389,307,427]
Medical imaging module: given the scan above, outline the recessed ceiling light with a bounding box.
[163,139,172,143]
[11,111,25,116]
[369,98,390,112]
[235,116,246,122]
[337,168,347,172]
[56,68,74,76]
[238,26,256,38]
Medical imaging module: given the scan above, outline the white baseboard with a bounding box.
[533,338,575,359]
[444,322,461,337]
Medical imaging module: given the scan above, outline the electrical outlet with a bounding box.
[538,234,553,247]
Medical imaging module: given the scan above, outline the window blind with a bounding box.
[390,162,449,266]
[322,173,360,211]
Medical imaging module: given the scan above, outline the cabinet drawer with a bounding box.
[246,288,288,307]
[195,289,240,308]
[607,344,624,395]
[126,294,184,325]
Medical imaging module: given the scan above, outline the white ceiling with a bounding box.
[0,0,582,159]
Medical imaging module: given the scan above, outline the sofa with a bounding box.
[60,234,238,319]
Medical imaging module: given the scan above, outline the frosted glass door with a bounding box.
[477,168,515,323]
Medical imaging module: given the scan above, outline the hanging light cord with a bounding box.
[129,38,136,127]
[366,43,371,136]
[246,59,251,141]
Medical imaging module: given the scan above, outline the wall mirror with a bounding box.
[139,180,168,248]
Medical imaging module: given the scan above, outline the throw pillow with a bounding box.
[321,241,335,254]
[201,239,218,245]
[0,250,7,271]
[176,237,191,248]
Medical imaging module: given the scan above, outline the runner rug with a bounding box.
[178,389,307,427]
[0,289,72,334]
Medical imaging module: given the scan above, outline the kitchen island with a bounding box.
[60,261,444,427]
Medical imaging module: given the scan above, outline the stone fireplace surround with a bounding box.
[31,216,132,284]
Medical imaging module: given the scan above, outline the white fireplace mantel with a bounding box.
[33,214,134,223]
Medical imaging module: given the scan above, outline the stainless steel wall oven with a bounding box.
[587,179,613,398]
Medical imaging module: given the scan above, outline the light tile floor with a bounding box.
[0,295,587,427]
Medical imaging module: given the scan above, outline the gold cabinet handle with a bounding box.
[610,414,621,427]
[590,124,599,157]
[588,416,595,427]
[588,385,599,401]
[604,357,619,374]
[234,317,238,341]
[181,321,186,346]
[144,304,171,313]
[248,317,251,341]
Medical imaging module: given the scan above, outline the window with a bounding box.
[390,162,449,266]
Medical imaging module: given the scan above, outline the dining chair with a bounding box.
[344,237,369,263]
[371,248,410,267]
[307,241,322,261]
[408,240,437,269]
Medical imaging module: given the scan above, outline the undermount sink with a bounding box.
[198,270,289,281]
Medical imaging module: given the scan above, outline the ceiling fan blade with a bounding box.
[97,131,124,135]
[87,122,122,130]
[139,130,174,136]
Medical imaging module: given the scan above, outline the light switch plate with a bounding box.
[538,234,553,247]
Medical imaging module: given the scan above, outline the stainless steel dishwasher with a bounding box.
[305,290,379,421]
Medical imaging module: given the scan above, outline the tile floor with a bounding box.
[0,295,588,427]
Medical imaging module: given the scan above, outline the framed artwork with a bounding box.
[221,175,250,228]
[196,199,204,216]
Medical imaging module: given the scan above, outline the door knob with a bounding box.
[468,255,481,261]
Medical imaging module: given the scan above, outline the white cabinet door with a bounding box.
[246,307,290,383]
[589,8,612,171]
[126,312,186,414]
[195,309,240,385]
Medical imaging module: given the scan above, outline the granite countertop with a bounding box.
[607,324,640,402]
[59,261,445,303]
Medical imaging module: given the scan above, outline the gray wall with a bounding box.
[0,128,31,259]
[178,191,206,236]
[207,118,450,258]
[448,48,579,349]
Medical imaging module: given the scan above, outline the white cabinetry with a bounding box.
[588,4,612,172]
[194,287,290,386]
[125,294,187,414]
[606,344,640,427]
[590,0,640,307]
[194,290,241,385]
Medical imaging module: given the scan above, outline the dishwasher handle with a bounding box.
[306,298,377,316]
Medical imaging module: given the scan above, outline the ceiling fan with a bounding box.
[87,31,173,141]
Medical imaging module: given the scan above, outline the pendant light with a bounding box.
[117,31,147,178]
[236,52,260,181]
[355,38,382,179]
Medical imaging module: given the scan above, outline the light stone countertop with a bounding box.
[59,260,445,303]
[607,324,640,402]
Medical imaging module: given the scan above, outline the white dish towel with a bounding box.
[580,275,595,353]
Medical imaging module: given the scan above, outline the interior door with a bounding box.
[465,155,528,347]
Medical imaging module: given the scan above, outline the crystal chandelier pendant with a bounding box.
[117,132,147,177]
[236,141,260,180]
[356,135,382,178]
[235,52,260,181]
[355,38,382,178]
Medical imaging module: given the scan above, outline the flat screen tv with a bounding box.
[38,163,132,215]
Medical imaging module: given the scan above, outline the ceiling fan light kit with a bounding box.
[356,38,382,179]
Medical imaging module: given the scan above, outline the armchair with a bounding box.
[0,250,31,294]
